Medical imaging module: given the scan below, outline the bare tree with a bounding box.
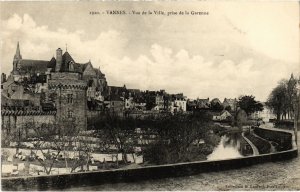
[94,115,137,166]
[28,122,64,175]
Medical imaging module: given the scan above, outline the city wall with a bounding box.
[2,128,298,191]
[1,111,56,139]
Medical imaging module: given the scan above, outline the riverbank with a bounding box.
[2,128,298,191]
[62,131,300,191]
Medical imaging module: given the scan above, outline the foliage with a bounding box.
[92,111,218,165]
[237,95,263,116]
[267,81,288,120]
[267,76,298,120]
[145,95,156,110]
[224,105,232,112]
[235,109,248,128]
[210,102,224,112]
[141,112,217,164]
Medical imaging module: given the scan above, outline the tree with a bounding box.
[27,122,65,175]
[224,105,232,112]
[69,135,94,172]
[235,109,248,129]
[267,82,286,120]
[286,75,298,118]
[26,119,93,175]
[145,95,156,110]
[211,102,224,111]
[142,112,216,164]
[237,95,263,116]
[94,115,137,166]
[267,75,299,120]
[267,80,294,120]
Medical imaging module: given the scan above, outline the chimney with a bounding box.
[55,48,62,72]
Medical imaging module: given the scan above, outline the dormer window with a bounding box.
[68,61,74,71]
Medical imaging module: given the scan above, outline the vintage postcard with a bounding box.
[0,1,299,191]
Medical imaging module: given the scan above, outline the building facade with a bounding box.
[2,43,108,135]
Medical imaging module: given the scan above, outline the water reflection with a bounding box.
[207,132,253,160]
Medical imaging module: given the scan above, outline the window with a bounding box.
[67,109,73,118]
[67,94,73,103]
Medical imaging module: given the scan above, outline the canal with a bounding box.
[65,131,300,191]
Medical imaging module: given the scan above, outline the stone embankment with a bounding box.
[244,133,271,154]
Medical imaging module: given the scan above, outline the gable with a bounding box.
[221,111,232,117]
[83,63,96,76]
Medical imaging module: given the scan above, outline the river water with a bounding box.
[66,132,300,191]
[207,133,244,160]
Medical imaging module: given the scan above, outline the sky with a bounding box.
[0,1,299,101]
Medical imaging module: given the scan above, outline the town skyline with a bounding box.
[1,1,299,101]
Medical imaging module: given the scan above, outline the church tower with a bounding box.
[12,42,22,74]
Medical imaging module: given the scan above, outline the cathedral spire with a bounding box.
[12,41,22,73]
[14,41,22,60]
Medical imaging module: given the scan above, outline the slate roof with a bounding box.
[81,63,89,71]
[105,94,124,101]
[187,100,197,106]
[48,57,56,69]
[60,52,75,72]
[17,50,106,77]
[61,52,99,74]
[198,98,209,103]
[73,63,84,73]
[223,98,236,104]
[108,86,126,95]
[62,52,75,65]
[18,59,49,73]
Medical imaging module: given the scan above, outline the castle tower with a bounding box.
[49,49,88,132]
[55,48,62,72]
[12,42,22,74]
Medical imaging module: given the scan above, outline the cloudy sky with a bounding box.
[0,1,299,101]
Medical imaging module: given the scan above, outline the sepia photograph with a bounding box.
[0,1,299,191]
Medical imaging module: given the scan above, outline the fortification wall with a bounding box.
[1,112,56,140]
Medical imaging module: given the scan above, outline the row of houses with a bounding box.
[1,42,255,133]
[101,87,188,115]
[101,87,240,121]
[186,98,238,112]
